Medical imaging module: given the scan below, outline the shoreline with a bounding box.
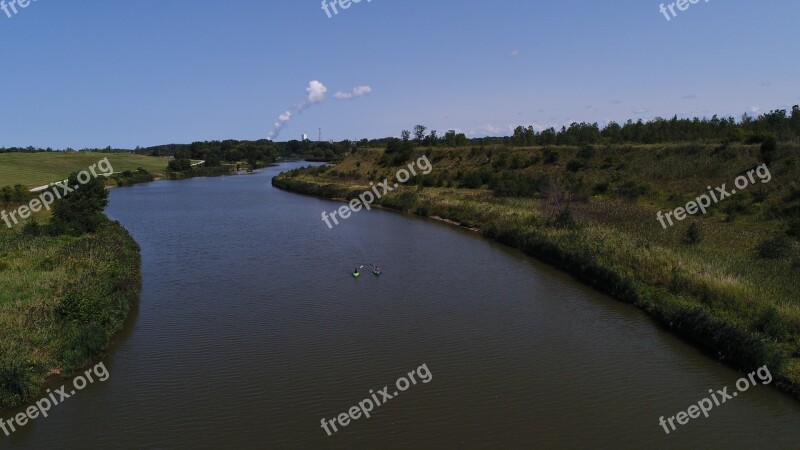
[0,220,142,411]
[272,167,800,402]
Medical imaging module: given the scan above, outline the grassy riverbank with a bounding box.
[0,155,148,410]
[0,220,141,409]
[274,143,800,399]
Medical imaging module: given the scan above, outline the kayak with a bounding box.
[353,272,360,278]
[372,270,381,276]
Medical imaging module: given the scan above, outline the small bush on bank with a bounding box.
[683,223,703,245]
[756,234,793,259]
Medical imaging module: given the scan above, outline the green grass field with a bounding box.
[0,152,169,188]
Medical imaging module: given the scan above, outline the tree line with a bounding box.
[3,105,799,157]
[508,106,800,146]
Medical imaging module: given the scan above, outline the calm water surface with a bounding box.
[5,162,800,449]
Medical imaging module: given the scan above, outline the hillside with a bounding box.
[274,141,800,398]
[0,152,169,188]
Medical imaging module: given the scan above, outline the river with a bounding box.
[5,161,800,449]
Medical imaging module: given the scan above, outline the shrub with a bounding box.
[167,158,191,172]
[750,189,768,204]
[548,208,576,229]
[787,217,800,238]
[543,148,558,164]
[459,171,483,189]
[562,174,589,202]
[592,181,610,195]
[491,173,548,197]
[0,361,38,409]
[754,306,788,341]
[683,223,703,245]
[721,196,751,221]
[566,159,586,172]
[22,219,42,237]
[760,137,778,165]
[492,153,508,170]
[756,234,793,259]
[391,151,412,166]
[577,145,596,160]
[617,180,647,200]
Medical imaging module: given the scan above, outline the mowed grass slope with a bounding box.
[0,152,169,187]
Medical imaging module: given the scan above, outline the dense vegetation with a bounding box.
[0,171,141,410]
[110,168,156,187]
[136,139,341,165]
[505,107,800,146]
[273,126,800,399]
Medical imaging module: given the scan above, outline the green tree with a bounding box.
[413,125,427,142]
[425,130,438,147]
[49,174,109,235]
[168,158,192,172]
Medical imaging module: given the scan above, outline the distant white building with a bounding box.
[302,134,309,141]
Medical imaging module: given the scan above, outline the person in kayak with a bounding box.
[354,268,359,275]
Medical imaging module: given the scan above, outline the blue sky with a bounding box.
[1,0,798,148]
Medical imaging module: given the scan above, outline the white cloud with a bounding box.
[268,80,373,140]
[479,123,503,134]
[334,85,373,100]
[268,80,327,139]
[306,80,327,103]
[509,49,520,58]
